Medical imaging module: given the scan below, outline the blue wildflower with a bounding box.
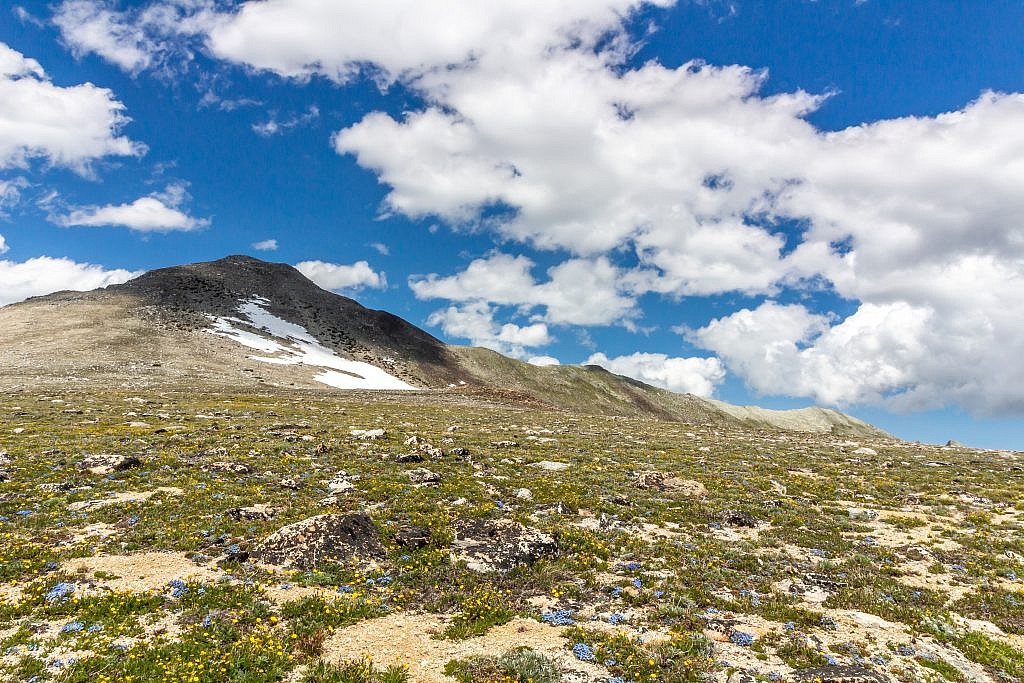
[826,655,839,666]
[573,643,596,662]
[168,579,188,598]
[608,613,626,625]
[897,645,916,656]
[87,624,104,633]
[541,610,575,626]
[632,578,642,589]
[730,631,754,647]
[61,622,84,633]
[15,510,32,516]
[46,583,75,604]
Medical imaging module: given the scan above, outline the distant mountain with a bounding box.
[0,255,887,437]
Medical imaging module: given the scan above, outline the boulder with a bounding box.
[530,460,569,472]
[635,471,706,496]
[77,454,142,475]
[350,428,386,440]
[227,504,281,521]
[405,468,441,485]
[395,525,431,550]
[720,509,760,528]
[201,462,252,474]
[452,518,557,572]
[256,513,383,569]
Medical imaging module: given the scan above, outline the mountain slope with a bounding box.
[0,255,887,437]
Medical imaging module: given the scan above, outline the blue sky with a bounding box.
[1,0,1023,449]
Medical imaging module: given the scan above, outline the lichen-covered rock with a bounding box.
[452,518,557,573]
[201,461,252,474]
[350,428,386,440]
[720,509,760,528]
[227,504,280,521]
[395,525,431,550]
[256,513,383,568]
[802,572,848,590]
[405,468,440,485]
[77,454,142,475]
[635,471,706,496]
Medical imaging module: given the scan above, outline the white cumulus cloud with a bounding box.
[295,260,386,291]
[252,239,278,251]
[585,351,725,397]
[57,184,208,232]
[426,301,552,359]
[0,42,144,172]
[0,256,141,307]
[0,234,8,255]
[410,252,637,327]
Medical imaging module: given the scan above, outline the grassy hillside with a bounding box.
[0,388,1019,682]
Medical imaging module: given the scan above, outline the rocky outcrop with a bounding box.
[452,518,557,573]
[256,512,383,568]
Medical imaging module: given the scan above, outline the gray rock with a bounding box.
[350,428,386,440]
[201,461,252,475]
[530,460,569,472]
[77,454,142,475]
[405,468,440,485]
[452,518,557,572]
[803,572,848,590]
[227,504,280,521]
[256,512,383,568]
[721,509,760,528]
[395,525,431,549]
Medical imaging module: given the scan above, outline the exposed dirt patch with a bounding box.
[64,551,225,592]
[322,613,609,682]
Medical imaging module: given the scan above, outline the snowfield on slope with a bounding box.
[207,298,417,391]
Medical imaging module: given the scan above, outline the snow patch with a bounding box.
[208,298,417,391]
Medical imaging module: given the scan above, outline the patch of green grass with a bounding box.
[440,586,515,639]
[915,655,966,682]
[302,659,409,683]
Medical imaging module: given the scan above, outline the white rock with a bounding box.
[350,428,386,440]
[530,460,569,472]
